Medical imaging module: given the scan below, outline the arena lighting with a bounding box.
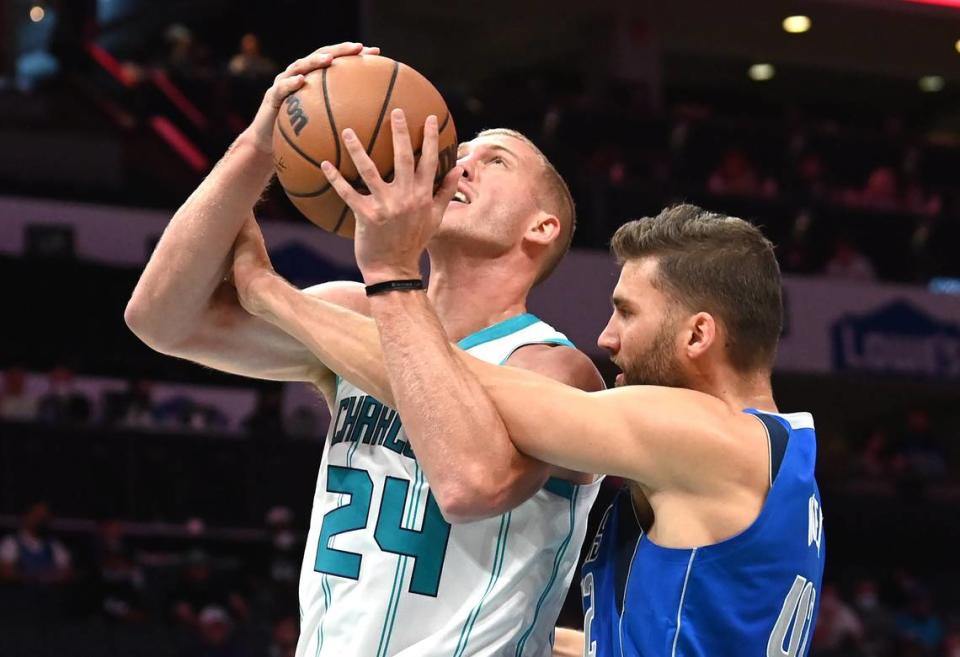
[782,15,811,33]
[906,0,960,8]
[918,75,945,91]
[748,63,776,81]
[955,38,960,53]
[29,5,45,22]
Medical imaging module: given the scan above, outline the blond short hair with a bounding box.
[475,128,576,285]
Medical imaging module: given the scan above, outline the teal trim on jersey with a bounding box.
[453,512,512,657]
[514,486,580,657]
[543,477,576,500]
[456,313,539,351]
[377,556,409,657]
[316,574,332,655]
[376,466,424,657]
[316,432,363,649]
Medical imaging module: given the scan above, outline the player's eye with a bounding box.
[490,156,506,166]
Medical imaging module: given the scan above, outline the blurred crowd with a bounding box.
[0,367,323,439]
[811,575,960,657]
[6,13,960,657]
[136,28,960,285]
[0,502,301,657]
[818,408,960,499]
[12,19,953,286]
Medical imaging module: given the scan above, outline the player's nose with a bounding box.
[457,153,477,181]
[597,317,619,354]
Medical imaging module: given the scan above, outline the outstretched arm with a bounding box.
[124,43,376,390]
[245,277,759,494]
[238,220,601,523]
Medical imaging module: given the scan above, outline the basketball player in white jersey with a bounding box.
[125,43,603,656]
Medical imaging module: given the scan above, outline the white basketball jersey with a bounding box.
[296,313,601,657]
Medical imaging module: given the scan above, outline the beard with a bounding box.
[619,317,688,388]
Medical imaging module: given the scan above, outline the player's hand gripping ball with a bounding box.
[273,55,458,237]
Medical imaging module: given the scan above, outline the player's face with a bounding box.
[598,258,689,388]
[434,135,544,250]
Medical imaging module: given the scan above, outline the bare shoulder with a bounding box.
[505,343,605,392]
[303,280,370,315]
[506,343,603,485]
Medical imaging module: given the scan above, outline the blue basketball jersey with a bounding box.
[580,410,825,657]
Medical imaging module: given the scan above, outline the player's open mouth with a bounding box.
[452,191,470,204]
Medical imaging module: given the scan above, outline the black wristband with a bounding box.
[364,279,425,297]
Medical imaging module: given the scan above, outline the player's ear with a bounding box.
[525,211,560,247]
[685,312,716,361]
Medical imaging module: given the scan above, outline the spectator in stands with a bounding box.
[780,210,817,274]
[0,368,37,422]
[945,630,960,657]
[264,507,299,607]
[108,378,157,429]
[858,166,900,213]
[792,152,827,202]
[895,409,947,485]
[269,615,298,657]
[0,502,73,585]
[187,605,248,657]
[902,176,942,217]
[163,24,213,81]
[895,592,944,653]
[858,429,894,481]
[706,147,778,198]
[171,550,250,629]
[37,366,91,425]
[812,584,864,656]
[228,34,276,80]
[824,238,877,281]
[94,520,147,623]
[853,578,896,656]
[244,388,285,438]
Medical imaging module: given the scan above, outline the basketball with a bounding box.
[272,55,458,238]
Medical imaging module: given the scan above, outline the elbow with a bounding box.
[123,297,180,355]
[432,476,515,524]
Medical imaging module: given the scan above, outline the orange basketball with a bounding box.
[272,55,458,238]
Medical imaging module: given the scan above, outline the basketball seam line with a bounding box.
[277,123,334,197]
[278,66,343,198]
[323,66,342,171]
[333,59,398,235]
[365,60,401,159]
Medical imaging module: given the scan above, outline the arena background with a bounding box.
[2,0,960,655]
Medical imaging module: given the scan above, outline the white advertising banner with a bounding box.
[3,195,960,378]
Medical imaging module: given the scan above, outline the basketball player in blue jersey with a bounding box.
[232,113,825,657]
[126,43,606,656]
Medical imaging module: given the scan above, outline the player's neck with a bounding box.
[426,252,533,343]
[694,365,778,414]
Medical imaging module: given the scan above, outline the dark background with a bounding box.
[2,0,960,655]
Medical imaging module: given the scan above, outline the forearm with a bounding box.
[552,628,584,657]
[125,132,274,348]
[255,275,394,402]
[255,280,544,518]
[258,276,647,480]
[369,291,544,518]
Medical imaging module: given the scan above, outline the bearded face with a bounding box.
[617,313,689,388]
[599,259,692,390]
